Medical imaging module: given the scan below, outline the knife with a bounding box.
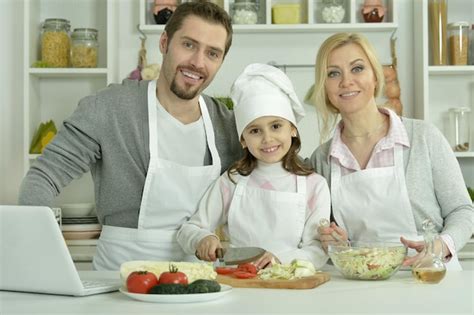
[216,247,265,265]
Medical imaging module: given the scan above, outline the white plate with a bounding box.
[119,284,232,303]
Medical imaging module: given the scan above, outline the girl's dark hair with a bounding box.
[164,0,233,57]
[227,133,314,182]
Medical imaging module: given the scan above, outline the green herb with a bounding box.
[32,60,51,68]
[467,187,474,201]
[214,96,233,110]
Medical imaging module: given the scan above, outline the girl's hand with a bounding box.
[253,251,281,270]
[195,235,221,262]
[317,222,348,252]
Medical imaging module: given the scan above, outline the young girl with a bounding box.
[177,63,330,269]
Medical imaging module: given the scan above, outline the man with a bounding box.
[18,1,241,270]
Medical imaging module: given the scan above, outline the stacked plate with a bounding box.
[61,216,101,240]
[59,203,101,241]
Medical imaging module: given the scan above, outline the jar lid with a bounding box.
[449,107,471,113]
[44,18,70,24]
[43,18,71,28]
[447,21,470,28]
[71,28,98,39]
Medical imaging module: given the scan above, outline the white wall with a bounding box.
[0,0,24,204]
[0,0,416,203]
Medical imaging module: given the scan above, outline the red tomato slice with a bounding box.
[233,271,257,279]
[215,267,237,275]
[237,263,258,275]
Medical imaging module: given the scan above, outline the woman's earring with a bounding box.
[291,132,297,137]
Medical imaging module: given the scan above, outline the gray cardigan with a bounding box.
[309,117,473,252]
[19,79,242,228]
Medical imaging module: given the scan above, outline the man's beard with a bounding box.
[170,79,201,100]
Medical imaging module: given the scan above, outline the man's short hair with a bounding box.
[164,1,233,57]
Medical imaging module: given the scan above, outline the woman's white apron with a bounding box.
[330,145,461,270]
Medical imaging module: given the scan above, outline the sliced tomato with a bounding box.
[215,267,237,275]
[233,271,257,279]
[237,263,258,275]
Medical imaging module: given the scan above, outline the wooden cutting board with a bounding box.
[216,272,330,289]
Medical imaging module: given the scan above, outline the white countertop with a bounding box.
[1,268,473,314]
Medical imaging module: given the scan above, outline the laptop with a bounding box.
[0,205,121,296]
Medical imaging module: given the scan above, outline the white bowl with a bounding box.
[60,203,95,217]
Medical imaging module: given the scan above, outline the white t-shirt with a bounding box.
[156,101,207,166]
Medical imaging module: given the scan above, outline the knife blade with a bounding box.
[216,247,265,265]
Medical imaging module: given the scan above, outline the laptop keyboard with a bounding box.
[82,280,121,290]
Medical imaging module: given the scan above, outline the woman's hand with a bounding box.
[317,222,348,252]
[400,237,424,266]
[195,235,221,262]
[400,236,449,266]
[253,251,281,270]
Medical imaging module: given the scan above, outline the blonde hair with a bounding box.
[308,33,385,143]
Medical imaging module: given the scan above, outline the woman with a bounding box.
[307,32,473,270]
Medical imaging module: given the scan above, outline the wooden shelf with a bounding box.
[139,22,398,34]
[428,65,474,76]
[454,152,474,158]
[29,68,108,78]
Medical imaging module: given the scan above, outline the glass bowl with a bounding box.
[328,241,407,280]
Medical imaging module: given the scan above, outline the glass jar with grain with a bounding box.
[41,18,71,67]
[71,28,98,68]
[448,22,470,65]
[428,0,447,65]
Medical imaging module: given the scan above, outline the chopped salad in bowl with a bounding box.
[328,241,407,280]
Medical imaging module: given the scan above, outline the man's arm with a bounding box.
[19,94,102,206]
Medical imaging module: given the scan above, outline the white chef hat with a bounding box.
[230,63,305,137]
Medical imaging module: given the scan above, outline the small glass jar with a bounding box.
[429,0,447,65]
[321,0,345,23]
[448,21,470,65]
[232,0,258,24]
[449,107,471,152]
[41,18,71,67]
[71,28,99,68]
[469,24,474,65]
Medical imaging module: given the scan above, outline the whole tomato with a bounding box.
[126,271,159,294]
[158,264,188,285]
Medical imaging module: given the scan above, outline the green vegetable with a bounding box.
[32,60,51,68]
[258,259,316,280]
[187,279,221,294]
[214,96,233,110]
[148,283,188,294]
[467,187,474,201]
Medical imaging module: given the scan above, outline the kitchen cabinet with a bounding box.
[23,0,119,204]
[413,0,474,267]
[139,0,397,34]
